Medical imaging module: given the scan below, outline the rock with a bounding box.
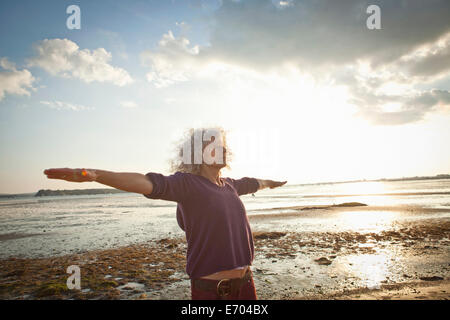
[314,257,332,265]
[35,281,69,297]
[300,206,327,210]
[419,276,443,281]
[253,231,287,240]
[332,202,367,207]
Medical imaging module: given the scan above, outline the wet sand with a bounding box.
[0,233,47,241]
[249,203,450,219]
[304,279,450,300]
[0,204,449,300]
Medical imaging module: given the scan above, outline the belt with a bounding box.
[192,268,253,297]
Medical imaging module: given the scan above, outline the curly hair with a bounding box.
[170,127,232,175]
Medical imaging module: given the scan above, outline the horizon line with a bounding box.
[1,173,449,196]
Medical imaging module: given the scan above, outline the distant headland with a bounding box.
[0,188,128,199]
[34,188,128,197]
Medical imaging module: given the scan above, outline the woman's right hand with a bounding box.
[43,168,97,183]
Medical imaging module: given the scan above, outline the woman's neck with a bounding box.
[199,165,222,186]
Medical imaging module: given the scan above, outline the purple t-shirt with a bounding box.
[143,171,259,279]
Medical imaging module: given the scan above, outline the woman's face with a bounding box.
[203,136,227,169]
[209,146,227,168]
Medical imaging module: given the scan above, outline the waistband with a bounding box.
[192,268,253,297]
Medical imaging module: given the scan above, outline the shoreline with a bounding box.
[248,204,450,222]
[1,214,449,300]
[298,279,450,300]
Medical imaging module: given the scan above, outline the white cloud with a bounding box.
[175,21,191,35]
[141,30,243,88]
[333,32,450,125]
[0,58,35,102]
[120,101,138,108]
[274,0,293,9]
[96,29,129,60]
[0,58,16,71]
[352,89,450,125]
[164,97,177,104]
[28,38,133,86]
[397,32,450,79]
[40,100,93,111]
[141,31,201,88]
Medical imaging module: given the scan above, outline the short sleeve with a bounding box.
[225,177,260,196]
[143,172,190,203]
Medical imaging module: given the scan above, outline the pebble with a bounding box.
[314,257,332,265]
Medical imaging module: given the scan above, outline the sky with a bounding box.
[0,0,450,194]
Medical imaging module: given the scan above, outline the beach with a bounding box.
[1,203,449,300]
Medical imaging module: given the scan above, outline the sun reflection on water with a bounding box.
[336,181,388,196]
[336,210,399,233]
[343,253,392,289]
[329,180,400,207]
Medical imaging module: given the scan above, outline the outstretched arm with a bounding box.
[43,168,153,195]
[256,179,287,190]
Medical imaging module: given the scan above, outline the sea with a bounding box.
[1,179,449,259]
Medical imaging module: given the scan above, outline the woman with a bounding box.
[43,128,286,300]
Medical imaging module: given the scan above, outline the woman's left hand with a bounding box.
[258,179,287,189]
[267,180,287,189]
